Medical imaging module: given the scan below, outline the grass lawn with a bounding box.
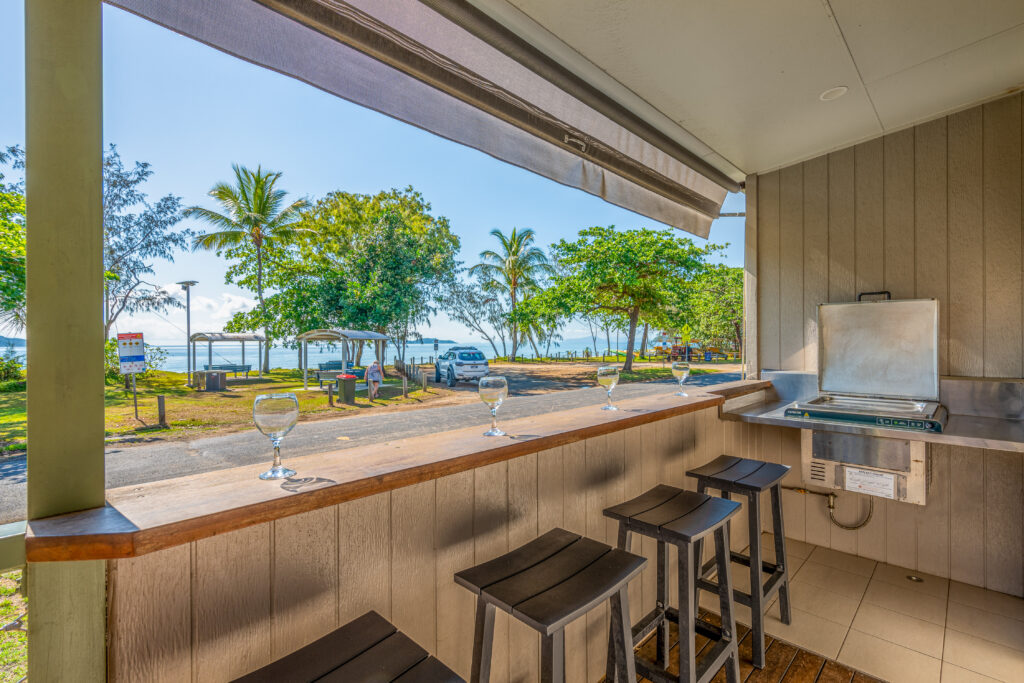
[0,368,442,450]
[0,571,25,683]
[618,367,712,383]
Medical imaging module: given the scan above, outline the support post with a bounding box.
[207,340,212,369]
[258,341,263,378]
[303,340,308,390]
[25,0,106,678]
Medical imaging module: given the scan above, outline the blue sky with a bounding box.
[0,1,744,343]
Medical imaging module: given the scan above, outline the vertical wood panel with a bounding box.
[537,446,564,534]
[949,447,986,586]
[108,546,191,683]
[338,492,391,624]
[621,426,645,623]
[639,423,658,620]
[561,440,588,682]
[779,164,805,370]
[914,118,949,374]
[983,95,1024,377]
[828,147,856,303]
[803,156,829,373]
[883,128,916,300]
[917,446,950,578]
[474,463,509,683]
[745,174,760,377]
[855,138,885,298]
[947,107,985,376]
[584,434,610,678]
[759,170,782,369]
[984,450,1023,595]
[435,470,475,679]
[508,454,539,683]
[273,507,338,659]
[194,522,272,682]
[392,481,437,654]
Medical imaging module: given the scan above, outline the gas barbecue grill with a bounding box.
[785,295,947,433]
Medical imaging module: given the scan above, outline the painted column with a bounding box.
[302,340,308,390]
[25,0,106,679]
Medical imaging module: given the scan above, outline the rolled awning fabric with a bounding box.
[110,0,730,237]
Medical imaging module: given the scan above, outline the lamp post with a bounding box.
[177,280,198,385]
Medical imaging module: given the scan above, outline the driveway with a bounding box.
[0,372,740,522]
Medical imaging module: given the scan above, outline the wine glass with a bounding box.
[597,365,619,411]
[253,393,299,480]
[671,361,691,397]
[479,375,508,436]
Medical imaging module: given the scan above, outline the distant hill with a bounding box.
[417,337,457,344]
[0,336,25,347]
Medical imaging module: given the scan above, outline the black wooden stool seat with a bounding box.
[604,485,742,683]
[687,455,792,670]
[456,527,646,683]
[233,610,462,682]
[687,455,789,493]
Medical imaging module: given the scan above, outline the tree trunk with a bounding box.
[355,340,365,366]
[604,326,611,360]
[256,243,270,374]
[639,323,649,357]
[623,307,641,372]
[509,286,518,361]
[528,331,541,358]
[587,318,598,357]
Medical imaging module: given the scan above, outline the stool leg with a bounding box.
[692,482,706,624]
[677,540,696,683]
[610,585,638,683]
[747,491,766,669]
[656,540,670,667]
[471,597,495,683]
[606,523,633,683]
[541,629,565,683]
[714,525,741,683]
[771,484,792,625]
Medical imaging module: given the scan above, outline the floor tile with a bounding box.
[808,546,877,577]
[862,579,947,625]
[942,629,1024,682]
[946,601,1024,653]
[940,662,1002,683]
[763,604,848,659]
[793,561,870,601]
[788,580,861,627]
[948,581,1024,622]
[851,602,944,658]
[838,629,942,683]
[761,532,814,560]
[873,563,949,599]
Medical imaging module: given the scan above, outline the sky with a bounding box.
[0,1,745,344]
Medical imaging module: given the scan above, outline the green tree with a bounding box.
[545,226,719,371]
[469,228,553,360]
[186,164,309,372]
[440,277,510,358]
[0,146,26,331]
[686,264,743,349]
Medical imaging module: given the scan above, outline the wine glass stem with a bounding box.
[490,407,498,431]
[606,390,613,408]
[272,439,282,469]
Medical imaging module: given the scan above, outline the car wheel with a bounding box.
[434,365,441,383]
[446,369,456,387]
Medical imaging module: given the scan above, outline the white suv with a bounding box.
[435,346,489,386]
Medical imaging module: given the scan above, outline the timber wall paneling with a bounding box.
[754,92,1024,379]
[107,407,1024,681]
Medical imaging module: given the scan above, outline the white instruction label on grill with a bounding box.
[844,467,895,499]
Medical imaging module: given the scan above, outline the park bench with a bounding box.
[314,360,347,387]
[203,363,252,378]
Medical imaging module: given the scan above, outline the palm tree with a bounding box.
[469,228,553,360]
[185,165,308,373]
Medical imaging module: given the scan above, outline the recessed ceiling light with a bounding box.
[819,86,849,101]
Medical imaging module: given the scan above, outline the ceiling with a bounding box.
[467,0,1024,180]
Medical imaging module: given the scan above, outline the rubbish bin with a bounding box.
[205,371,226,391]
[337,374,357,404]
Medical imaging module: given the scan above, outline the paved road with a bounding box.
[0,373,739,521]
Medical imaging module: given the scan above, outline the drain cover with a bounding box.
[906,575,924,583]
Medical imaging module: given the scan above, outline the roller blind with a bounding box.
[110,0,731,237]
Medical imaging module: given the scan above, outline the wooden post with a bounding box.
[328,384,334,407]
[25,0,106,678]
[402,375,408,397]
[157,394,167,427]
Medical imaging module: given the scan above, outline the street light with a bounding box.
[177,281,198,386]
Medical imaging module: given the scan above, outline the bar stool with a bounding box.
[686,455,792,669]
[234,610,463,682]
[604,486,742,683]
[454,527,646,683]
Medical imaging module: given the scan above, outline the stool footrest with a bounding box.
[699,552,781,579]
[697,566,787,609]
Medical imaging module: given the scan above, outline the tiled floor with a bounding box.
[690,533,1024,683]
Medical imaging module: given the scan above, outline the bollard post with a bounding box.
[157,395,167,427]
[328,383,334,407]
[423,370,428,391]
[402,375,408,397]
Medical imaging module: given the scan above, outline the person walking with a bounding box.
[366,360,383,400]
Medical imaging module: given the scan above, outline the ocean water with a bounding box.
[152,336,635,372]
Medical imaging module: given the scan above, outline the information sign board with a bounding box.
[117,332,146,375]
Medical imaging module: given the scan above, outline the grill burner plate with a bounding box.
[786,395,946,432]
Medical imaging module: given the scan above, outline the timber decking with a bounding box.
[633,611,882,683]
